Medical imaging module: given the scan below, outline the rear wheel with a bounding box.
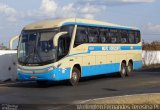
[70,67,80,86]
[120,63,127,78]
[127,62,133,76]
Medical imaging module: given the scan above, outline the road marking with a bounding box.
[79,93,160,104]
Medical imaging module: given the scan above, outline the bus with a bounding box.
[17,18,142,86]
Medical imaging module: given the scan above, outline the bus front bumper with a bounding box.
[17,68,71,81]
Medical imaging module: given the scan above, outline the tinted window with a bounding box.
[116,30,122,43]
[74,26,88,47]
[58,25,73,59]
[99,29,106,43]
[128,31,135,43]
[106,29,111,43]
[58,36,71,60]
[121,30,129,43]
[88,28,99,43]
[135,31,141,43]
[110,29,118,43]
[61,25,74,37]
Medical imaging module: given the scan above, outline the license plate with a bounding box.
[30,76,37,79]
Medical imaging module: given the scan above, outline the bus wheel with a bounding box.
[120,63,127,78]
[70,67,80,86]
[127,62,133,76]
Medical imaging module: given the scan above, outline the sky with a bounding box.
[0,0,160,46]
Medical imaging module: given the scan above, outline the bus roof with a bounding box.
[23,18,139,31]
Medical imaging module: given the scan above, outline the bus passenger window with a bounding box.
[88,28,99,43]
[106,32,111,43]
[121,32,129,43]
[129,31,135,43]
[74,27,88,47]
[135,31,141,43]
[110,29,119,43]
[99,30,106,43]
[111,37,117,43]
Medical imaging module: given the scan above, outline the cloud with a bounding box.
[0,3,17,22]
[80,3,106,14]
[40,0,57,17]
[36,0,106,20]
[23,0,76,19]
[146,23,160,33]
[83,14,95,19]
[2,0,155,22]
[0,3,16,15]
[79,0,156,6]
[78,3,106,19]
[56,3,76,18]
[122,0,155,3]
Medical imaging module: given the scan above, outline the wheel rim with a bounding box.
[122,67,126,75]
[72,72,78,81]
[128,65,132,73]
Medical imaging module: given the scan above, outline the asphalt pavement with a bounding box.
[0,68,159,105]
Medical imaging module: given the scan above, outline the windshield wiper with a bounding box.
[24,48,35,64]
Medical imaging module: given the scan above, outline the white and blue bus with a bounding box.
[17,18,142,86]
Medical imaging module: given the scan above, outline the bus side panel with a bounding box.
[133,61,142,70]
[133,53,143,70]
[127,50,142,70]
[81,63,120,77]
[116,53,127,72]
[81,55,96,76]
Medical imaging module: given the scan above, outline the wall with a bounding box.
[0,50,17,81]
[142,51,160,66]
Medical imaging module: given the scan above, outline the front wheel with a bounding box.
[120,63,127,78]
[70,67,80,86]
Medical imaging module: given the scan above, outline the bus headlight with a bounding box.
[17,67,21,71]
[48,66,55,71]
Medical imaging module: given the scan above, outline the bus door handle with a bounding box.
[70,59,74,61]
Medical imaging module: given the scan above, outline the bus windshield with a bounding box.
[18,29,59,66]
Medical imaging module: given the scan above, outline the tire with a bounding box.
[70,67,80,86]
[127,62,133,76]
[120,63,127,78]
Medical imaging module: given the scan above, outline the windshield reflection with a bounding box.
[18,29,58,66]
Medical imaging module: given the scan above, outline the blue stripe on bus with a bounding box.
[62,22,138,30]
[121,46,131,50]
[133,46,142,50]
[17,61,142,81]
[81,63,120,77]
[134,61,143,70]
[82,61,142,77]
[69,46,142,56]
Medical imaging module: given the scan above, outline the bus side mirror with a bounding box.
[53,32,68,47]
[9,35,19,50]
